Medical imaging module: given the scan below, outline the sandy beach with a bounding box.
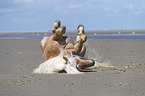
[0,39,145,96]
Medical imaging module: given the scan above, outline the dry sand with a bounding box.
[0,39,145,96]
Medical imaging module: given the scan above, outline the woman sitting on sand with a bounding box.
[75,24,87,57]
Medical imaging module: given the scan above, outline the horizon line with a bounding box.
[0,29,145,34]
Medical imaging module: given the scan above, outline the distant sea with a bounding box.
[0,32,145,40]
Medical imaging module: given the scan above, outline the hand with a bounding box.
[81,34,87,43]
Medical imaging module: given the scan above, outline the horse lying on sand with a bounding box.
[33,48,84,74]
[33,48,111,74]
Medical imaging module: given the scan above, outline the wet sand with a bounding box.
[0,39,145,96]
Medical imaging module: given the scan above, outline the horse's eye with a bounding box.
[63,57,68,62]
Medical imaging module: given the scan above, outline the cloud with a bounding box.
[90,1,103,5]
[132,10,143,15]
[125,4,134,10]
[0,8,23,13]
[53,5,60,11]
[104,7,112,11]
[69,3,83,9]
[124,4,144,15]
[14,0,34,4]
[62,10,69,14]
[141,4,145,9]
[125,4,142,11]
[104,7,119,16]
[113,9,119,13]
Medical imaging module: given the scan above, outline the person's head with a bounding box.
[77,24,85,34]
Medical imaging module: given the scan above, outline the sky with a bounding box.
[0,0,145,32]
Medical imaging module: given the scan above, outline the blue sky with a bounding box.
[0,0,145,32]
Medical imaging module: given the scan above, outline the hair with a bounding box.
[55,20,61,27]
[77,24,84,33]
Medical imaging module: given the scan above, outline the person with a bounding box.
[41,21,95,71]
[75,24,86,57]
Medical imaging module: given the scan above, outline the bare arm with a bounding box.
[64,36,86,55]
